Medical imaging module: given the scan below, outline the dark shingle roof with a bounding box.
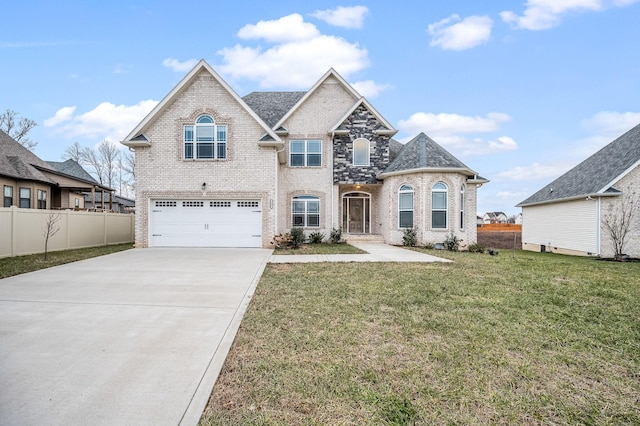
[0,130,56,184]
[517,122,640,206]
[383,132,472,174]
[46,159,99,184]
[242,91,306,128]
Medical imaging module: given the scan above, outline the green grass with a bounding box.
[273,243,367,255]
[0,244,134,279]
[201,250,640,425]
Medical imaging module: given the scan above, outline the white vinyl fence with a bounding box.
[0,207,134,258]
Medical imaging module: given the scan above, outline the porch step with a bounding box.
[343,234,385,244]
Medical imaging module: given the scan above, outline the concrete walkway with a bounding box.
[0,248,272,426]
[268,242,452,263]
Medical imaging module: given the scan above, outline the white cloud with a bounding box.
[238,13,320,43]
[500,0,637,30]
[217,14,371,89]
[162,57,198,72]
[397,112,516,156]
[580,110,640,136]
[496,161,575,181]
[44,100,158,143]
[350,80,391,98]
[44,106,76,127]
[310,6,369,29]
[428,15,493,51]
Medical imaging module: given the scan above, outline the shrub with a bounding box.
[330,227,342,244]
[402,228,417,247]
[468,243,486,253]
[309,231,325,244]
[444,232,460,252]
[290,227,305,249]
[424,243,434,250]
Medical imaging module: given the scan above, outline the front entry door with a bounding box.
[343,193,371,234]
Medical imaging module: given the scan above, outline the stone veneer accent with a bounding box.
[333,105,390,184]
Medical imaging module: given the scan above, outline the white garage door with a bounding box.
[151,199,262,247]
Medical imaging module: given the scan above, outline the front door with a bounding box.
[343,193,371,234]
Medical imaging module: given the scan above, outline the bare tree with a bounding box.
[82,146,106,185]
[42,212,61,260]
[602,189,640,259]
[0,109,38,150]
[97,140,120,189]
[63,141,84,162]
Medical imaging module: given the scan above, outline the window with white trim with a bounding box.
[184,115,227,160]
[3,185,12,207]
[353,138,370,166]
[460,185,465,229]
[290,140,321,167]
[19,187,31,208]
[432,182,447,229]
[398,184,414,228]
[292,195,320,227]
[37,189,47,209]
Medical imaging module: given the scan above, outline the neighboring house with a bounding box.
[477,215,484,226]
[122,60,488,248]
[483,212,508,224]
[84,193,135,213]
[1,130,113,210]
[517,123,640,257]
[512,212,523,225]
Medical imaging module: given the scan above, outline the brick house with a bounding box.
[122,60,488,248]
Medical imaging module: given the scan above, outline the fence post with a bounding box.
[103,210,108,246]
[65,209,71,250]
[11,206,18,257]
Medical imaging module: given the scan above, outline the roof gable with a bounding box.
[330,98,397,136]
[272,68,361,130]
[517,122,640,206]
[380,132,478,177]
[122,59,280,146]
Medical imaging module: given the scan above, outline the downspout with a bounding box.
[274,144,286,236]
[596,196,601,255]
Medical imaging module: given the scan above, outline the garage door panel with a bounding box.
[151,200,262,248]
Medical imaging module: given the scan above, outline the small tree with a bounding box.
[42,213,61,260]
[602,189,640,259]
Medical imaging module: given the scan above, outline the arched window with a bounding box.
[460,185,465,229]
[353,138,370,166]
[184,114,227,160]
[292,195,320,227]
[398,184,414,228]
[431,182,447,229]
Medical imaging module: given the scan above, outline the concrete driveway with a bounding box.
[0,248,272,426]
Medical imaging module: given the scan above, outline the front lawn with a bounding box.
[0,244,133,279]
[201,250,640,425]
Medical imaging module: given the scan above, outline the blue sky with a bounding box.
[2,0,639,215]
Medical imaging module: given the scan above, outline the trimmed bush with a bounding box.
[290,227,305,249]
[468,243,486,253]
[402,228,417,247]
[309,231,325,244]
[330,227,342,244]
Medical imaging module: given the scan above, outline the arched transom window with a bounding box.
[184,114,227,160]
[431,182,447,229]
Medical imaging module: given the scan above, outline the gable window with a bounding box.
[292,195,320,227]
[19,187,31,209]
[353,138,370,166]
[432,182,447,229]
[460,185,465,229]
[3,185,12,207]
[184,115,227,160]
[37,189,47,209]
[290,140,321,167]
[398,184,414,228]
